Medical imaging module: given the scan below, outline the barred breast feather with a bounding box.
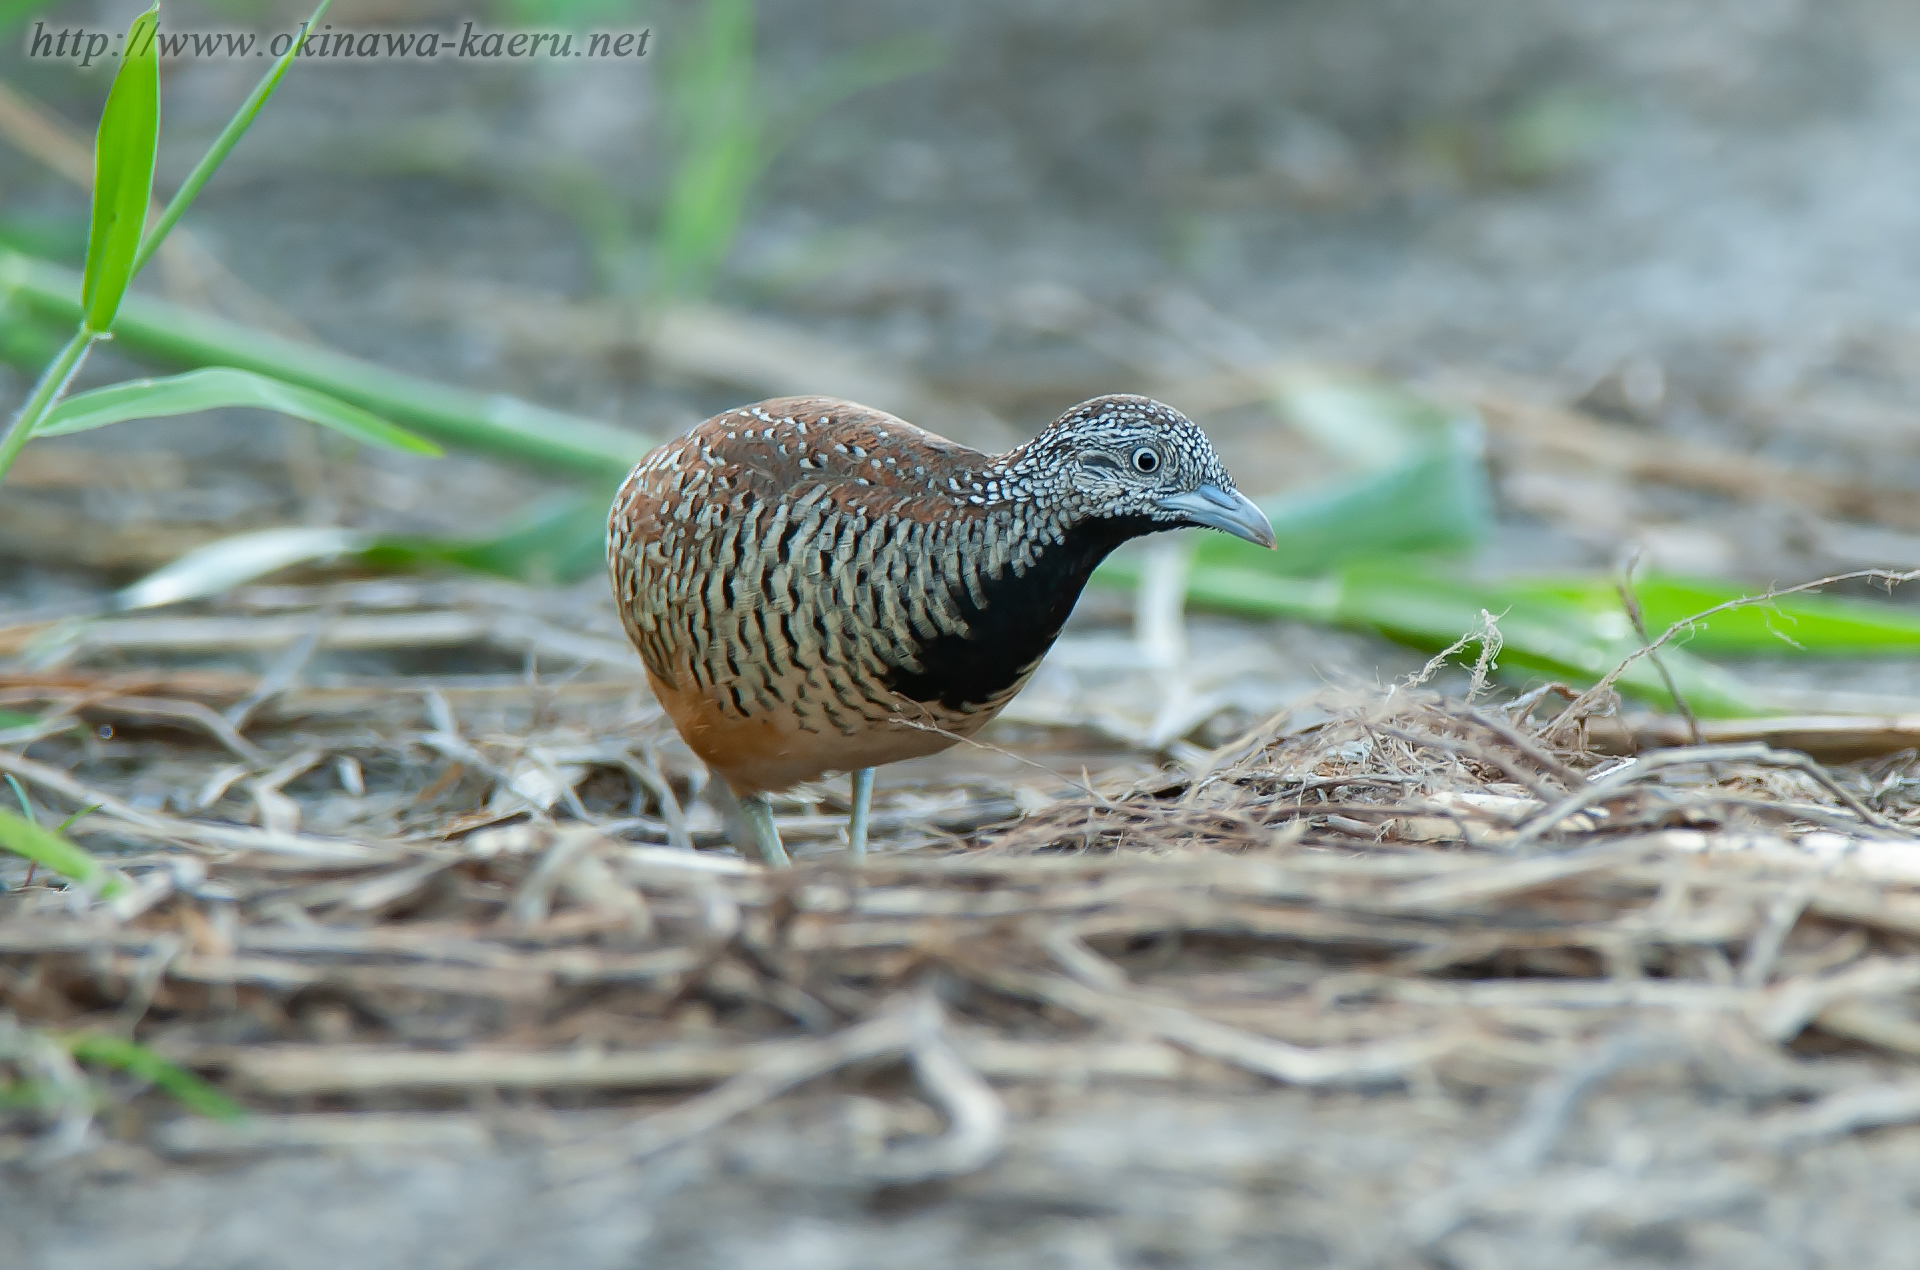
[607,396,1135,793]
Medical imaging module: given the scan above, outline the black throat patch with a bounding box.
[881,513,1163,711]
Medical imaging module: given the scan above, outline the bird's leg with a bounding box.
[736,791,791,868]
[846,767,875,860]
[709,779,791,868]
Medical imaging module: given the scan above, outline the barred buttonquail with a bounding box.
[607,393,1275,865]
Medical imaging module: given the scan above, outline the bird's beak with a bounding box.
[1157,484,1277,549]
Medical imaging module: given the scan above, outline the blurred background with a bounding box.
[5,0,1920,605]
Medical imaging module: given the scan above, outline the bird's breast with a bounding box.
[609,400,1160,783]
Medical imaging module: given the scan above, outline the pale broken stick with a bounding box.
[1010,940,1462,1086]
[1505,743,1894,853]
[25,610,639,671]
[0,750,403,864]
[1587,713,1920,763]
[70,695,267,767]
[207,1034,1179,1098]
[549,991,1005,1186]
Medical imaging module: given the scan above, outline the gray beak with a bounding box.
[1157,484,1277,549]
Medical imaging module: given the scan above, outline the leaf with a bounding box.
[1090,370,1770,713]
[0,806,124,897]
[0,1080,61,1111]
[6,773,31,819]
[1499,85,1627,182]
[496,0,630,32]
[0,250,651,480]
[1177,557,1764,717]
[0,211,91,265]
[115,490,615,610]
[1212,421,1488,577]
[652,7,942,304]
[55,804,101,833]
[1187,371,1492,578]
[36,367,443,455]
[361,488,615,586]
[115,526,372,611]
[0,0,60,36]
[1093,369,1489,587]
[0,295,72,368]
[1513,574,1920,656]
[130,0,334,277]
[79,5,159,333]
[62,1033,244,1121]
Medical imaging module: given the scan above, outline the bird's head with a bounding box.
[1012,394,1277,549]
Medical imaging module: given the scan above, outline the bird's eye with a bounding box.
[1131,447,1161,474]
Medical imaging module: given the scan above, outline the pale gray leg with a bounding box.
[847,767,875,860]
[709,779,790,868]
[737,791,791,868]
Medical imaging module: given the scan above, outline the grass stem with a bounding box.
[0,251,649,479]
[0,327,93,483]
[129,0,335,279]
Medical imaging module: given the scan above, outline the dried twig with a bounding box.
[1548,569,1920,742]
[1506,743,1894,852]
[1618,551,1704,747]
[13,580,1920,1192]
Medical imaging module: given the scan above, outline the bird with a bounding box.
[606,393,1275,866]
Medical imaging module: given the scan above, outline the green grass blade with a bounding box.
[0,293,72,367]
[653,0,758,301]
[1171,557,1764,716]
[0,806,124,897]
[115,490,615,608]
[6,772,34,821]
[361,488,615,585]
[55,804,102,833]
[0,0,59,36]
[79,5,159,334]
[651,7,941,303]
[130,0,333,278]
[62,1033,244,1121]
[1087,370,1770,712]
[37,367,443,455]
[1091,370,1488,583]
[0,1079,62,1111]
[1510,574,1920,656]
[1340,562,1759,716]
[0,250,651,479]
[1204,419,1489,577]
[1182,372,1491,578]
[0,210,90,265]
[0,328,91,485]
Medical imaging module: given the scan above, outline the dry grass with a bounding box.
[8,580,1920,1201]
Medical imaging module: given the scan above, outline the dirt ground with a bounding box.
[10,1,1920,1266]
[18,1081,1920,1270]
